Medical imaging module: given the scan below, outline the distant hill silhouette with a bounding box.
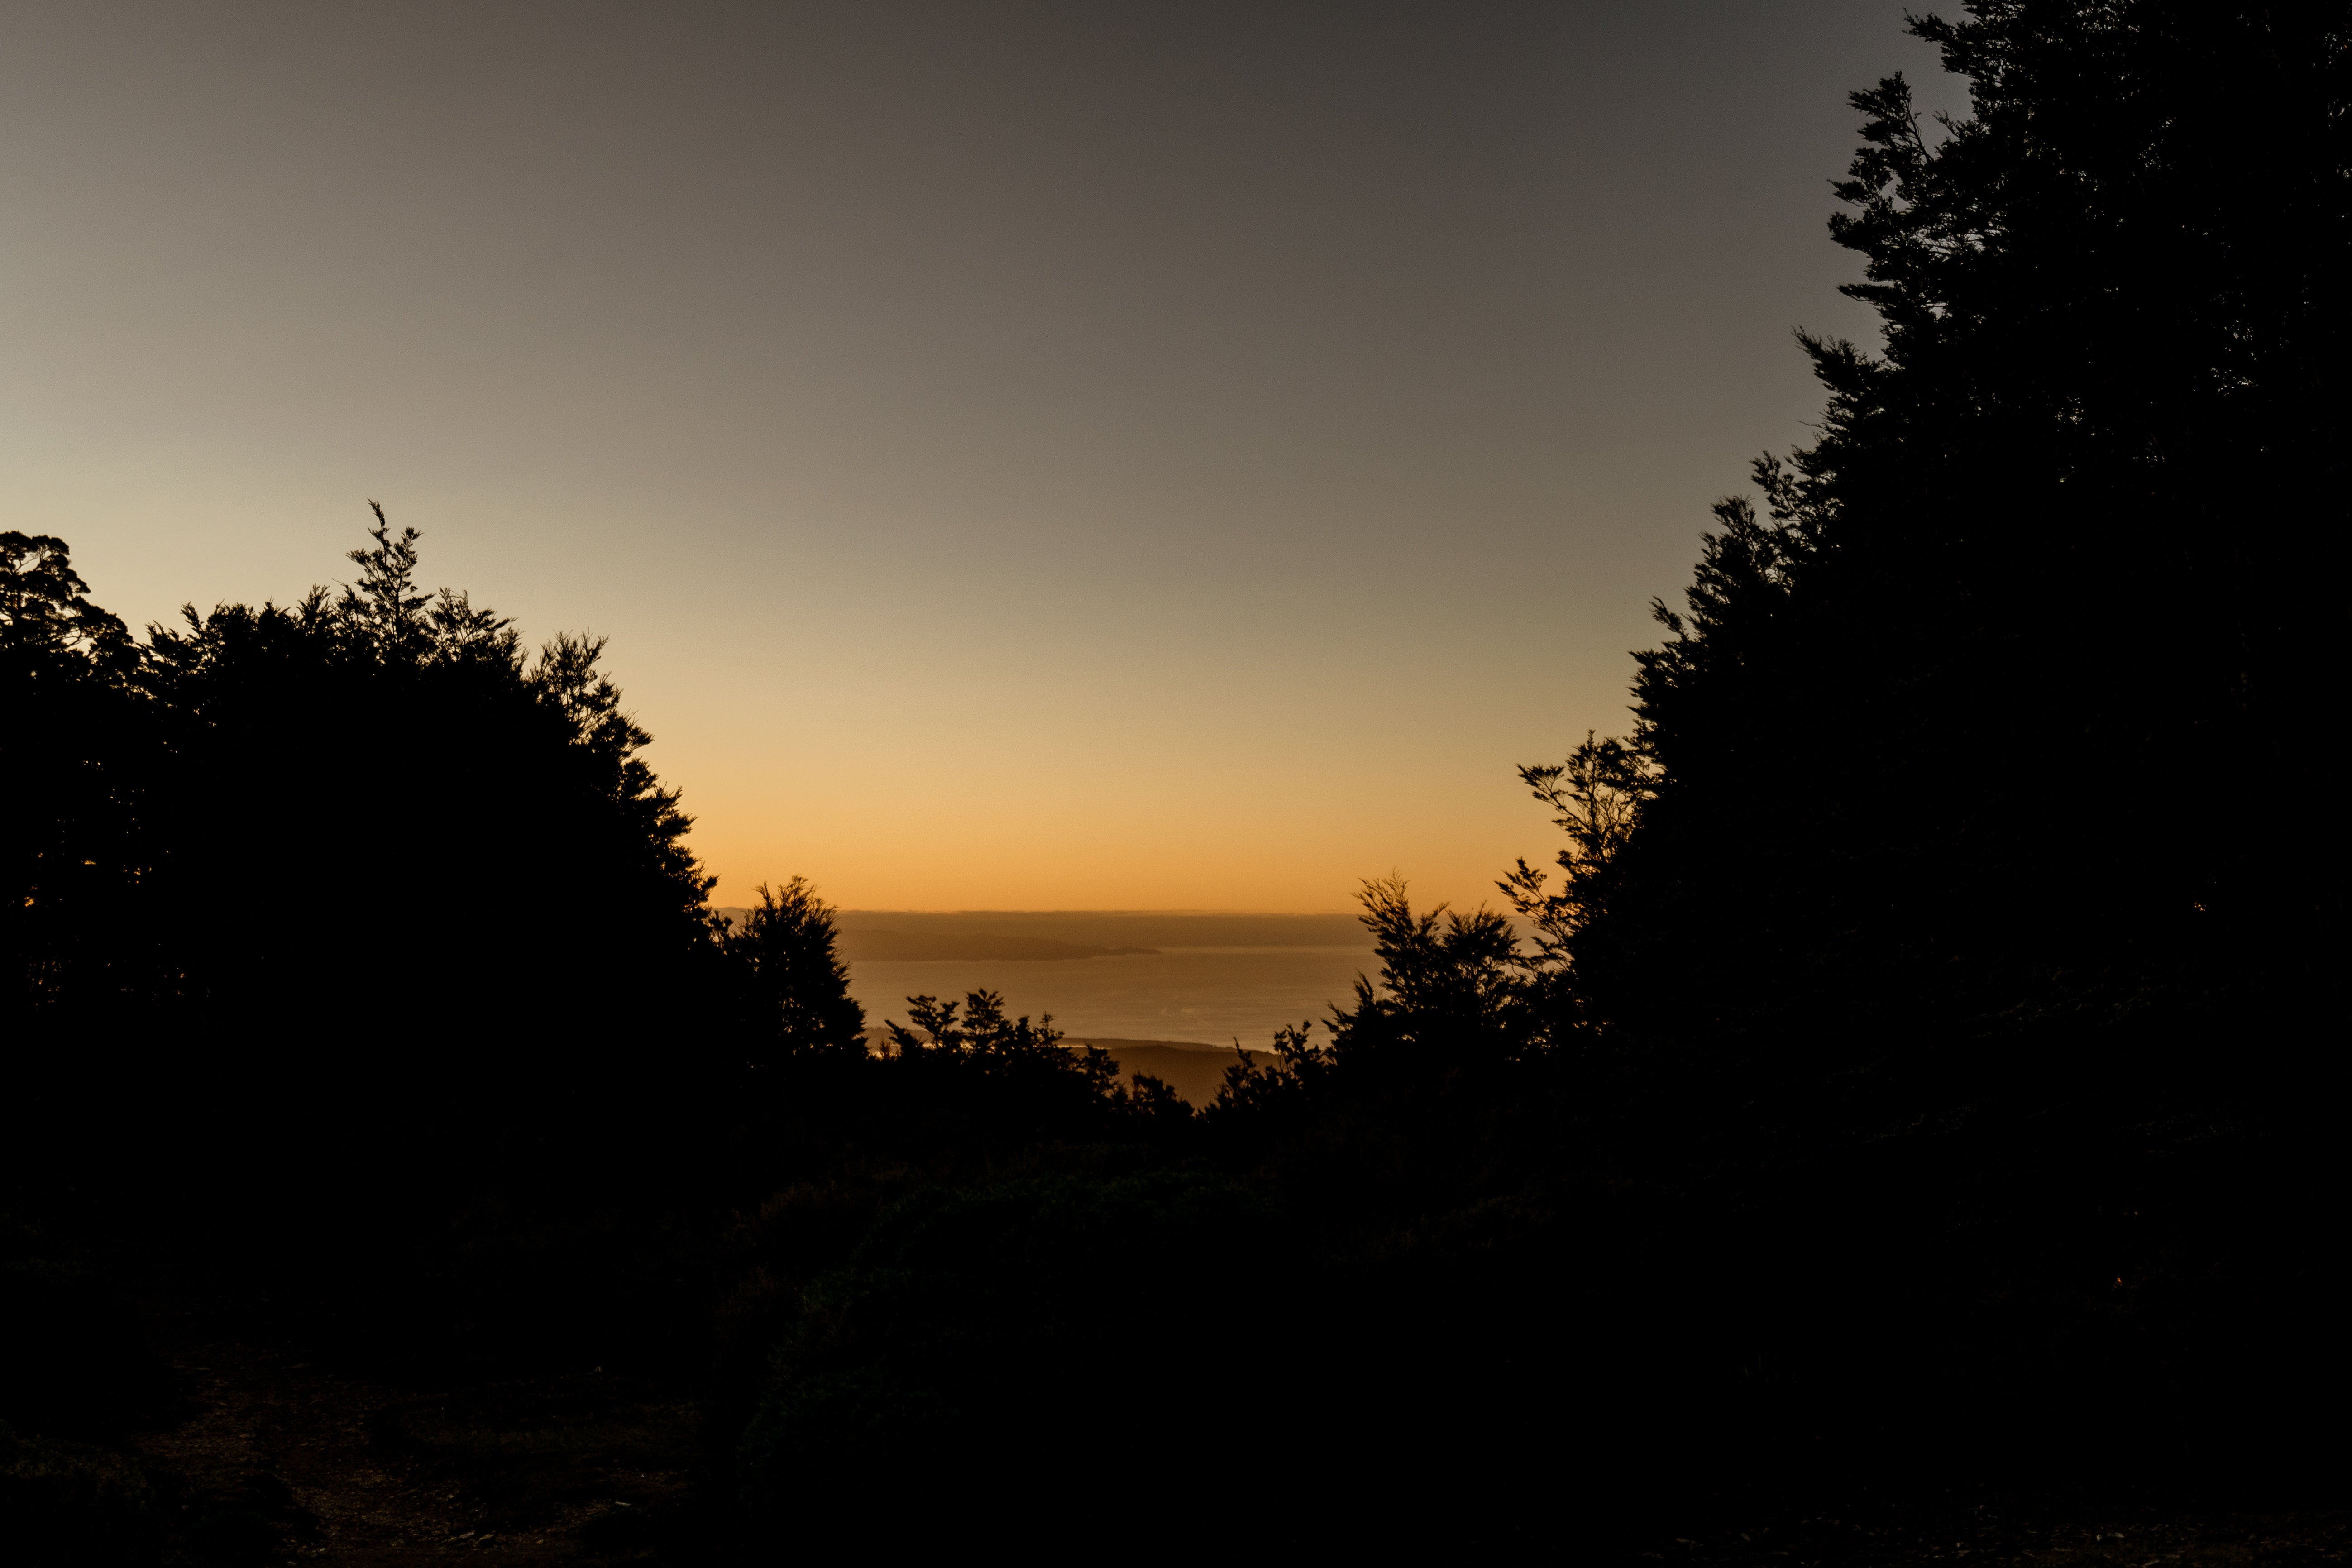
[835,910,1367,949]
[836,928,1158,962]
[1065,1038,1273,1104]
[712,908,1369,961]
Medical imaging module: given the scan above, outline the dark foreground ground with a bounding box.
[55,1324,2350,1565]
[86,1341,699,1565]
[1647,1505,2349,1567]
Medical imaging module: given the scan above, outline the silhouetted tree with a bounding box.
[1481,0,2352,1496]
[1204,3,2351,1512]
[1534,0,2346,1118]
[721,876,866,1059]
[1214,876,1541,1112]
[8,507,731,1171]
[3,532,153,1024]
[878,987,1193,1133]
[0,531,135,665]
[887,987,1114,1094]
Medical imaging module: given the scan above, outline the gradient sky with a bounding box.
[0,2,1965,912]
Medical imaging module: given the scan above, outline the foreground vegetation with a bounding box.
[7,2,2345,1558]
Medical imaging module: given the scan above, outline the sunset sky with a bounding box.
[0,2,1964,912]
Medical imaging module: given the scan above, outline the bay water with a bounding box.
[846,943,1375,1049]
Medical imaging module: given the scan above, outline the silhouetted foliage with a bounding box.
[1554,0,2346,1088]
[1499,0,2349,1507]
[878,987,1190,1136]
[10,508,723,1103]
[3,532,150,1025]
[1199,0,2352,1521]
[1210,875,1548,1133]
[720,877,867,1061]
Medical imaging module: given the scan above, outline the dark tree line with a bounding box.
[5,2,2347,1558]
[1189,0,2349,1521]
[1538,0,2344,1109]
[8,510,717,1066]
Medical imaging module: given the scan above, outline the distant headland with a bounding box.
[708,908,1369,961]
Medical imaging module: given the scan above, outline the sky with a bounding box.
[0,2,1967,913]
